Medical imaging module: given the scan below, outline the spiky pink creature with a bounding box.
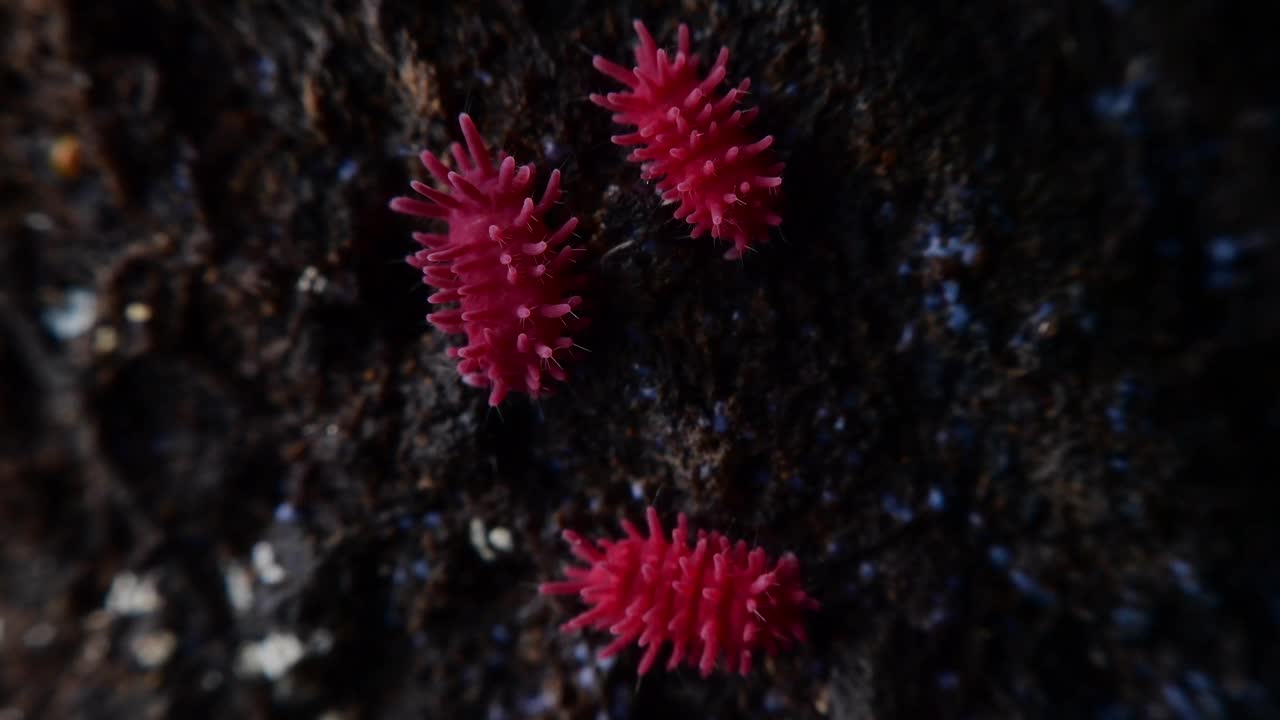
[390,114,587,405]
[540,507,819,677]
[591,21,784,259]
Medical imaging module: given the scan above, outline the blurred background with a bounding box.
[1,0,1278,717]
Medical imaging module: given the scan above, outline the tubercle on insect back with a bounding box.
[389,114,588,406]
[540,507,819,677]
[591,21,784,260]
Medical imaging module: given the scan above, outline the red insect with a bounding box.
[591,21,784,259]
[390,114,587,405]
[540,506,819,677]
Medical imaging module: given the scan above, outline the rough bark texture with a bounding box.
[2,1,1277,718]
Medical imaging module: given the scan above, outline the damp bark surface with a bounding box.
[2,1,1277,718]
